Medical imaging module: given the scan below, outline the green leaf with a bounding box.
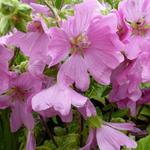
[56,134,80,150]
[0,109,20,150]
[136,135,150,150]
[64,0,82,4]
[0,2,16,15]
[141,83,150,88]
[112,109,129,118]
[0,17,12,35]
[44,66,58,77]
[41,133,80,150]
[18,4,32,14]
[85,79,111,104]
[87,115,102,129]
[55,0,63,9]
[0,0,32,35]
[140,106,150,117]
[15,19,27,32]
[111,117,126,123]
[54,127,66,136]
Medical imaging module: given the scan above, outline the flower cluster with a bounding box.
[0,0,150,150]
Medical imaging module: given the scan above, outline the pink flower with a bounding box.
[81,122,137,150]
[7,18,51,76]
[109,59,142,102]
[32,83,88,120]
[0,72,42,132]
[0,71,47,150]
[48,0,124,91]
[117,88,150,116]
[0,72,42,150]
[118,0,150,59]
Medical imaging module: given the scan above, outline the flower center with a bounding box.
[130,18,150,36]
[28,21,44,32]
[2,87,31,102]
[70,34,91,56]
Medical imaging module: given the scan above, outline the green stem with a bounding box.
[9,48,19,69]
[39,115,58,148]
[44,0,60,27]
[79,115,84,147]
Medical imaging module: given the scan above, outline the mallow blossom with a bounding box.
[7,16,51,76]
[79,102,137,150]
[118,0,150,59]
[117,88,150,116]
[0,72,42,150]
[109,58,142,103]
[81,122,137,150]
[48,0,124,91]
[109,47,150,114]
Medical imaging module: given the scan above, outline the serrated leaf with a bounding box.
[0,2,16,15]
[15,19,27,32]
[0,17,12,35]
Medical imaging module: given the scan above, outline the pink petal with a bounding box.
[139,51,150,82]
[0,95,11,109]
[8,29,50,57]
[84,49,115,85]
[10,101,22,132]
[26,130,36,150]
[40,108,73,123]
[78,101,96,118]
[68,87,88,108]
[32,84,72,116]
[87,17,124,53]
[22,0,35,4]
[96,125,137,150]
[80,129,96,150]
[21,102,35,130]
[105,122,136,131]
[32,83,87,116]
[7,32,40,56]
[74,0,98,36]
[30,3,50,16]
[58,54,90,91]
[48,28,70,66]
[125,37,145,60]
[62,0,99,38]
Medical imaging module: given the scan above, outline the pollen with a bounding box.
[70,33,91,56]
